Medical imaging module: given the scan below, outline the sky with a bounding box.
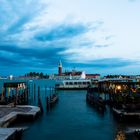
[0,0,140,76]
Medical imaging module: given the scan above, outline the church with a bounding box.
[49,61,100,80]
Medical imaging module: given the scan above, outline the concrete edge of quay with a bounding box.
[0,105,41,140]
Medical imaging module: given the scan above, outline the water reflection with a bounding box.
[6,80,138,140]
[115,131,126,140]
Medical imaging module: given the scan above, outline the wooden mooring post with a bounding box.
[46,96,50,112]
[34,83,36,101]
[38,86,43,114]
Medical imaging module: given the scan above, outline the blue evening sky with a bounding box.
[0,0,140,76]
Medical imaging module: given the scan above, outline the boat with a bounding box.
[112,93,140,122]
[113,106,140,122]
[55,79,92,90]
[50,94,58,106]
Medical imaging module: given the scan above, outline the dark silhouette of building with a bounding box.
[58,60,62,76]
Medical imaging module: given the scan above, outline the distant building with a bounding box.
[54,70,83,80]
[49,61,100,80]
[58,60,62,76]
[86,74,100,79]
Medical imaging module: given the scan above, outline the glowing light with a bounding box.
[116,85,121,90]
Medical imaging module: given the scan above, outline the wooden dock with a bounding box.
[0,128,25,140]
[0,105,40,127]
[113,107,140,121]
[0,105,40,140]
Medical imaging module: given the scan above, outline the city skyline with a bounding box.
[0,0,140,76]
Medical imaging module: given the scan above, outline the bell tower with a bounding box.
[58,60,62,76]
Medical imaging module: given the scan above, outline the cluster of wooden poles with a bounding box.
[0,82,59,113]
[30,83,58,114]
[0,83,28,106]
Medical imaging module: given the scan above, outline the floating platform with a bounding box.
[113,108,140,121]
[0,105,40,127]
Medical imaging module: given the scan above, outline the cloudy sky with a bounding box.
[0,0,140,76]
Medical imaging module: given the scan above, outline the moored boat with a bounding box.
[55,79,92,90]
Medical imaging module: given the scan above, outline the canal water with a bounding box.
[22,90,119,140]
[0,79,138,139]
[21,78,120,140]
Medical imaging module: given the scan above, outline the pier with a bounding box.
[86,79,140,123]
[0,105,40,140]
[0,128,25,140]
[0,81,42,140]
[0,105,40,127]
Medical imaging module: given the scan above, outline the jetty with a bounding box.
[0,128,25,140]
[0,105,40,127]
[113,107,140,121]
[0,81,40,140]
[0,105,40,140]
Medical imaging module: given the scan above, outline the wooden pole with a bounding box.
[27,84,29,104]
[34,83,36,101]
[32,82,34,101]
[38,86,43,113]
[38,86,40,99]
[4,87,6,103]
[46,96,49,112]
[45,86,47,97]
[14,88,18,107]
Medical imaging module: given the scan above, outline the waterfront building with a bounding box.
[49,61,100,80]
[86,74,100,79]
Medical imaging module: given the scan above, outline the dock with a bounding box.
[0,105,40,127]
[0,105,40,140]
[113,107,140,121]
[0,128,26,140]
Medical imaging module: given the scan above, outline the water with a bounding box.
[22,88,118,140]
[0,79,139,140]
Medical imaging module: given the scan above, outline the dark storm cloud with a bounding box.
[0,43,67,68]
[0,42,134,70]
[35,23,89,42]
[0,56,19,65]
[0,20,107,72]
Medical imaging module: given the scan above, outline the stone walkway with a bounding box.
[0,106,31,118]
[0,105,40,139]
